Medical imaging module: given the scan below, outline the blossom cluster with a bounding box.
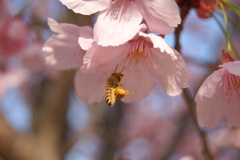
[43,0,240,128]
[196,50,240,127]
[43,0,188,104]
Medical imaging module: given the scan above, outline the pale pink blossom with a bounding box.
[79,24,188,103]
[0,68,29,98]
[196,50,240,128]
[20,42,45,74]
[0,18,29,56]
[43,18,105,103]
[43,18,93,70]
[20,41,59,78]
[59,0,180,46]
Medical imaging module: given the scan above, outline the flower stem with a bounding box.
[222,0,240,18]
[220,2,232,51]
[220,0,240,59]
[212,13,240,59]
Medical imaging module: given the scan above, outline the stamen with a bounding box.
[119,66,126,74]
[147,60,151,71]
[111,0,135,7]
[129,62,134,73]
[146,47,152,63]
[137,61,141,71]
[123,57,130,68]
[223,71,240,102]
[121,39,152,73]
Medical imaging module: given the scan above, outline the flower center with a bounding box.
[121,39,152,72]
[112,0,134,7]
[223,71,240,102]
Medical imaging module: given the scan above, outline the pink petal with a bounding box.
[74,70,107,103]
[225,92,240,127]
[139,32,176,59]
[196,69,225,100]
[59,0,111,15]
[82,43,129,73]
[151,48,188,96]
[196,84,228,128]
[47,18,83,35]
[43,18,85,70]
[21,42,46,74]
[121,66,156,103]
[94,1,142,46]
[195,69,227,127]
[47,18,61,33]
[78,26,94,50]
[43,37,83,70]
[220,61,240,76]
[136,0,180,34]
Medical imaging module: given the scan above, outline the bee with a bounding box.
[104,67,133,106]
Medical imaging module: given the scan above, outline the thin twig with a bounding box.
[160,111,190,159]
[174,1,215,160]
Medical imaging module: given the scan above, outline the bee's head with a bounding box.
[118,73,123,81]
[111,72,123,82]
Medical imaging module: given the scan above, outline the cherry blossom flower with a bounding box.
[20,41,59,78]
[43,18,105,103]
[80,24,188,103]
[43,19,187,104]
[0,18,30,56]
[43,18,93,70]
[59,0,180,46]
[196,50,240,128]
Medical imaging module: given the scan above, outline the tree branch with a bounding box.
[0,113,36,160]
[99,100,125,160]
[174,1,215,160]
[34,70,75,160]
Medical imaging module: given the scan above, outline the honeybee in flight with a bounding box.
[104,67,133,106]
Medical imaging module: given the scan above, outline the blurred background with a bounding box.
[0,0,240,160]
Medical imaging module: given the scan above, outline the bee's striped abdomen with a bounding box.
[104,67,132,107]
[104,87,116,106]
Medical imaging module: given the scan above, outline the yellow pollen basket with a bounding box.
[115,87,133,99]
